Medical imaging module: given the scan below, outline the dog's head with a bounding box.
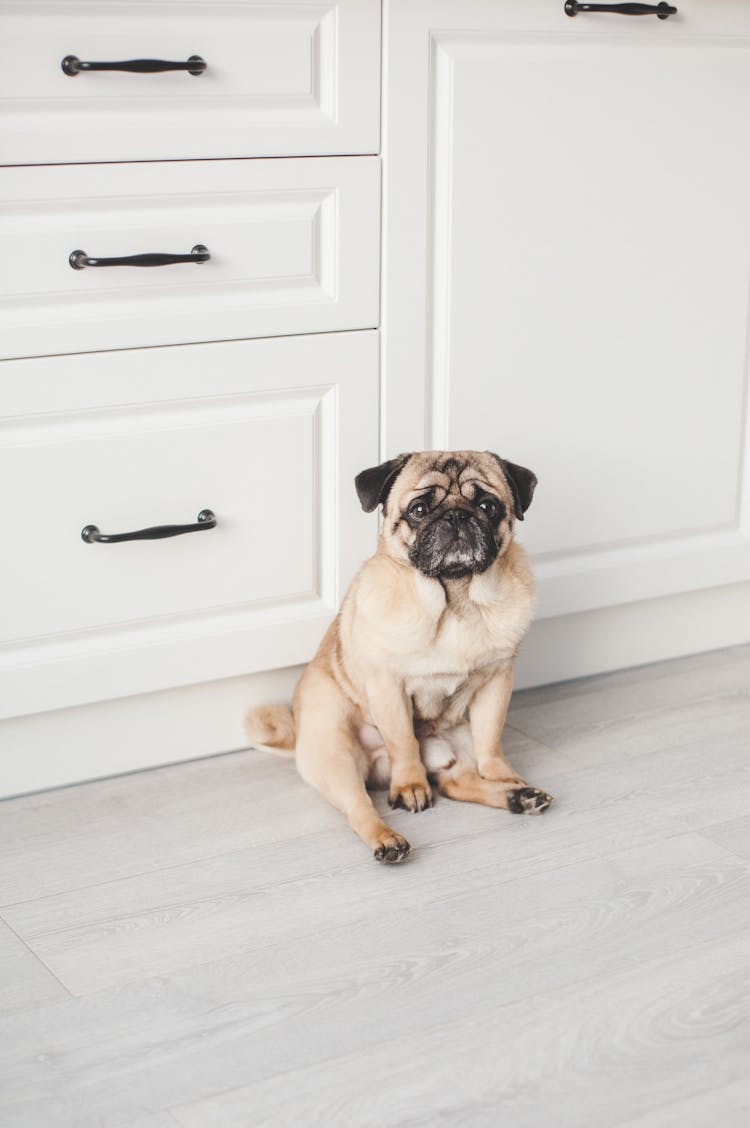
[355,450,537,580]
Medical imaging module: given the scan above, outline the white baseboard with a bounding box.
[516,579,750,689]
[0,665,302,799]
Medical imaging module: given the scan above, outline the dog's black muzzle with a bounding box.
[409,506,498,579]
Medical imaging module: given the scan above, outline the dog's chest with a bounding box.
[414,595,517,669]
[403,605,508,720]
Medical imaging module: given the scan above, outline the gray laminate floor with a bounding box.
[2,644,750,1128]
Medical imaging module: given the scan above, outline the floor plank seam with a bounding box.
[0,910,74,1000]
[692,830,750,866]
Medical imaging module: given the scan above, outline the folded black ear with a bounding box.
[488,453,538,521]
[355,454,412,513]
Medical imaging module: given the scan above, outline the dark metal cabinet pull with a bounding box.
[62,55,206,76]
[69,245,210,270]
[565,2,677,16]
[81,509,217,544]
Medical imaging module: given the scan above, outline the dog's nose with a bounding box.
[443,508,470,528]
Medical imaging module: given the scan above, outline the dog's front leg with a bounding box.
[470,665,525,785]
[367,674,433,812]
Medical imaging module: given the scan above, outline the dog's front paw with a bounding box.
[373,832,411,864]
[506,786,554,815]
[388,779,434,813]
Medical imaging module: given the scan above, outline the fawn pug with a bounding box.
[245,451,553,863]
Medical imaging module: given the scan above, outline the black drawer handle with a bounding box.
[565,2,676,16]
[69,245,210,270]
[81,509,217,544]
[62,54,206,76]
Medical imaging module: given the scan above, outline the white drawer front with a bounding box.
[0,158,380,359]
[1,0,380,163]
[0,331,379,718]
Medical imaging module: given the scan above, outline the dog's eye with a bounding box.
[478,498,498,517]
[408,502,428,520]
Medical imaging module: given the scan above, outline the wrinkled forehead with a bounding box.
[396,451,507,504]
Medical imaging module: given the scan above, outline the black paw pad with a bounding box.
[507,786,554,815]
[374,837,411,864]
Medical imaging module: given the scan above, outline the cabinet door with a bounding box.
[384,0,750,656]
[0,331,378,718]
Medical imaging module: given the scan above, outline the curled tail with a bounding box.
[244,703,296,756]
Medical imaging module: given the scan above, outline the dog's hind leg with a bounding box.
[435,758,553,815]
[437,721,553,812]
[294,671,411,864]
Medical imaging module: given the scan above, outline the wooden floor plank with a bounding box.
[613,1077,750,1128]
[168,934,750,1128]
[0,752,328,905]
[698,815,750,862]
[0,917,69,1015]
[509,642,750,713]
[514,690,750,768]
[118,1116,180,1128]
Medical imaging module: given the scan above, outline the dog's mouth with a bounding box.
[408,513,499,579]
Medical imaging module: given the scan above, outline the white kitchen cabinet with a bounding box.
[383,0,750,676]
[0,0,382,796]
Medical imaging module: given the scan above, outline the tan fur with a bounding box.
[244,704,295,755]
[245,450,553,863]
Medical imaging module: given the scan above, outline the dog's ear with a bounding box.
[355,454,412,513]
[488,453,537,521]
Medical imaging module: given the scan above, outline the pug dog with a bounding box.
[245,450,553,864]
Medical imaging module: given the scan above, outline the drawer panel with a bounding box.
[0,331,379,718]
[0,0,380,164]
[0,158,380,359]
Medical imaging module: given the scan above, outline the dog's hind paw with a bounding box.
[506,786,554,815]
